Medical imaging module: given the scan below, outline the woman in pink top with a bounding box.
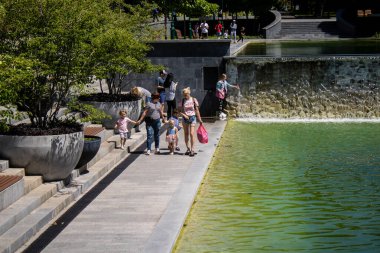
[180,87,203,156]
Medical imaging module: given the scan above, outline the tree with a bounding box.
[90,1,160,95]
[0,0,157,129]
[152,0,218,39]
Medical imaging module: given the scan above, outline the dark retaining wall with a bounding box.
[125,40,231,116]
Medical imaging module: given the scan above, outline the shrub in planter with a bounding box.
[78,93,142,129]
[0,1,162,180]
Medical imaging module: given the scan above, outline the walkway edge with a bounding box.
[143,120,227,253]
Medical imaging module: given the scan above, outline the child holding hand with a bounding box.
[114,110,137,150]
[166,119,179,155]
[169,108,182,151]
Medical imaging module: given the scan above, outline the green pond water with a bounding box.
[174,121,380,253]
[238,39,380,56]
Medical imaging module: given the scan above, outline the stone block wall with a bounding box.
[224,56,380,118]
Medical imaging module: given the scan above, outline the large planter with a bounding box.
[85,100,142,129]
[0,131,84,181]
[75,135,101,173]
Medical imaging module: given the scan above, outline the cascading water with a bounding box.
[224,40,380,119]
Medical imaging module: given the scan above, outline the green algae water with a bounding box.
[174,121,380,253]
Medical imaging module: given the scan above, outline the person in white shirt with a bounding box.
[200,20,209,39]
[230,20,237,43]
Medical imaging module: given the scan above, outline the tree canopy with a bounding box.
[0,0,158,129]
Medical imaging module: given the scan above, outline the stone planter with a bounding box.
[85,100,141,129]
[75,135,101,173]
[0,131,84,181]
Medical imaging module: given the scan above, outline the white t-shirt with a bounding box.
[166,82,177,101]
[201,22,209,33]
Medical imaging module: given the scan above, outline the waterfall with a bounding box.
[225,55,380,119]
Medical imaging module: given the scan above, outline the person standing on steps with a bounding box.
[215,73,239,120]
[180,87,203,157]
[137,92,167,155]
[230,20,237,43]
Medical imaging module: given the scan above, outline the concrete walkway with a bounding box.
[25,121,226,253]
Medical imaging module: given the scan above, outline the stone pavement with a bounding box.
[23,120,226,253]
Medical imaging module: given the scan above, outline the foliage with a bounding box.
[91,1,160,95]
[153,0,218,18]
[181,0,219,18]
[0,55,43,130]
[0,0,158,130]
[66,98,111,124]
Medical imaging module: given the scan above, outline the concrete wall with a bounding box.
[262,10,281,39]
[225,56,380,95]
[124,40,231,116]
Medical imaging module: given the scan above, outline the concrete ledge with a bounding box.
[0,161,9,172]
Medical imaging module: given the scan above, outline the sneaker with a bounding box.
[170,152,174,155]
[155,148,160,154]
[121,145,125,150]
[175,146,180,151]
[145,150,151,155]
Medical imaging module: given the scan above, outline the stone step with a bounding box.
[23,176,43,195]
[0,183,57,237]
[280,21,341,38]
[0,176,24,212]
[71,130,147,193]
[0,185,76,253]
[1,169,25,177]
[0,127,147,253]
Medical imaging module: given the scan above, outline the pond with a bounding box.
[237,39,380,57]
[174,121,380,253]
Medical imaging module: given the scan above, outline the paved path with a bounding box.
[33,121,226,253]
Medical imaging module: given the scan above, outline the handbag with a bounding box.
[197,124,208,144]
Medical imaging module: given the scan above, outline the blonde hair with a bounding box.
[182,87,191,95]
[219,73,227,80]
[130,87,141,97]
[119,110,127,116]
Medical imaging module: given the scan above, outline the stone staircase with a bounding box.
[280,19,346,39]
[0,125,146,253]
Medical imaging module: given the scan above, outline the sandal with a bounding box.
[190,150,195,157]
[185,148,190,155]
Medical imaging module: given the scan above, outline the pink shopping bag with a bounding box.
[197,124,208,144]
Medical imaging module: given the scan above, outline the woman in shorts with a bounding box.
[180,87,203,157]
